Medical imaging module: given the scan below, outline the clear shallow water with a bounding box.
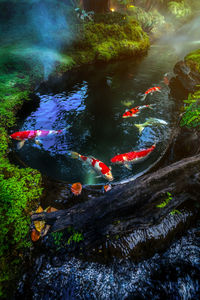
[17,45,179,184]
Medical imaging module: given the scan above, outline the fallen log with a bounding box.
[31,154,200,247]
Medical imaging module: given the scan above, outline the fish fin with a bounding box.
[35,139,42,146]
[157,89,161,93]
[135,124,144,134]
[124,163,132,170]
[141,94,147,101]
[17,140,25,149]
[95,175,102,178]
[109,166,112,170]
[70,151,80,159]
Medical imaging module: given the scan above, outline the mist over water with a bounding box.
[0,0,75,79]
[159,15,200,57]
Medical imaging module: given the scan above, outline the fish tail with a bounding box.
[149,104,156,110]
[70,151,80,159]
[135,124,144,134]
[61,125,71,133]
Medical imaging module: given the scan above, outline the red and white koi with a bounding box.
[10,129,64,149]
[142,86,161,101]
[122,104,154,118]
[70,152,114,181]
[110,145,156,169]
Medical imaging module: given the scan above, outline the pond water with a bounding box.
[17,45,179,184]
[15,16,200,300]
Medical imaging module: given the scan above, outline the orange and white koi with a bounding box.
[70,152,113,181]
[142,86,161,101]
[122,104,154,118]
[10,129,65,149]
[110,145,156,169]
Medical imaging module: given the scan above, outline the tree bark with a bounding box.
[32,154,200,246]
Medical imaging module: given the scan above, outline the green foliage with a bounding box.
[180,91,200,128]
[185,49,200,73]
[170,209,181,215]
[67,226,84,245]
[0,48,44,298]
[127,6,165,33]
[156,192,173,208]
[168,1,191,19]
[51,232,64,248]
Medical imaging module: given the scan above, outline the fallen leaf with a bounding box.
[46,207,58,213]
[36,206,43,213]
[41,225,51,237]
[31,229,40,242]
[34,206,45,232]
[71,182,82,196]
[104,184,112,192]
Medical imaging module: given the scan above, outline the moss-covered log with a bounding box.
[32,154,200,247]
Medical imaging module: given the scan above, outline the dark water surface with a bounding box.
[17,45,179,184]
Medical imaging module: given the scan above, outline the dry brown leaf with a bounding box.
[34,206,45,232]
[71,182,82,196]
[46,207,58,213]
[41,225,51,237]
[31,229,40,242]
[36,206,43,213]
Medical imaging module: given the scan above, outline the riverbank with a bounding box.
[0,13,149,298]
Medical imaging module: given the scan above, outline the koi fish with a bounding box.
[10,128,67,149]
[142,86,161,101]
[121,100,135,107]
[70,152,114,182]
[122,104,154,118]
[135,118,168,134]
[110,145,156,170]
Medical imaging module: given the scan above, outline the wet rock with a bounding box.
[51,256,63,268]
[16,223,200,300]
[172,60,200,92]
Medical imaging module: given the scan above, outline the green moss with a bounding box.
[0,49,43,298]
[71,15,149,63]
